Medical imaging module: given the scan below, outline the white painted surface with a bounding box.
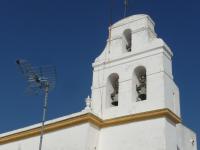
[0,111,90,138]
[0,123,91,150]
[177,124,198,150]
[91,14,178,119]
[98,118,167,150]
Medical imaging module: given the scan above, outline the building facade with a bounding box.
[0,14,197,150]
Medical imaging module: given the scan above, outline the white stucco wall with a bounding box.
[165,119,178,150]
[0,112,197,150]
[0,111,100,150]
[0,123,93,150]
[177,124,197,150]
[91,14,178,119]
[98,118,176,150]
[91,45,179,119]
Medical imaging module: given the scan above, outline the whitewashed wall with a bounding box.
[0,123,97,150]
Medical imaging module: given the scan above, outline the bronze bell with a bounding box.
[111,92,118,106]
[138,93,146,101]
[111,100,118,106]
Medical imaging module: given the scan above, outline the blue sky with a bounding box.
[0,0,199,147]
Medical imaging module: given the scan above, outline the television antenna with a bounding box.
[16,59,56,150]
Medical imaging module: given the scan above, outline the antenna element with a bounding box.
[16,59,56,150]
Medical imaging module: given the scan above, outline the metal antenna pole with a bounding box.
[16,59,56,150]
[124,0,128,18]
[39,84,49,150]
[109,0,113,27]
[108,0,113,54]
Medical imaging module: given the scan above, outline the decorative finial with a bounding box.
[84,95,92,111]
[190,138,195,146]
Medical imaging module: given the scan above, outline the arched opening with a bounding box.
[134,66,147,101]
[106,73,119,107]
[123,29,132,52]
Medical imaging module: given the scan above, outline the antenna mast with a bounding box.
[108,0,113,55]
[109,0,113,27]
[16,59,56,150]
[39,84,49,150]
[124,0,128,18]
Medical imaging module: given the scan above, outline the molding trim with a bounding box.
[0,108,181,145]
[102,108,181,128]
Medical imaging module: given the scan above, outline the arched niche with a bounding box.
[106,73,119,107]
[133,66,147,102]
[123,29,132,52]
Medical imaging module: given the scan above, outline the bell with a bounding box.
[138,93,146,101]
[111,92,118,106]
[111,100,118,106]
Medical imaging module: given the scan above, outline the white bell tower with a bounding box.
[91,14,180,119]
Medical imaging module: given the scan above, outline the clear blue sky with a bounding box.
[0,0,199,147]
